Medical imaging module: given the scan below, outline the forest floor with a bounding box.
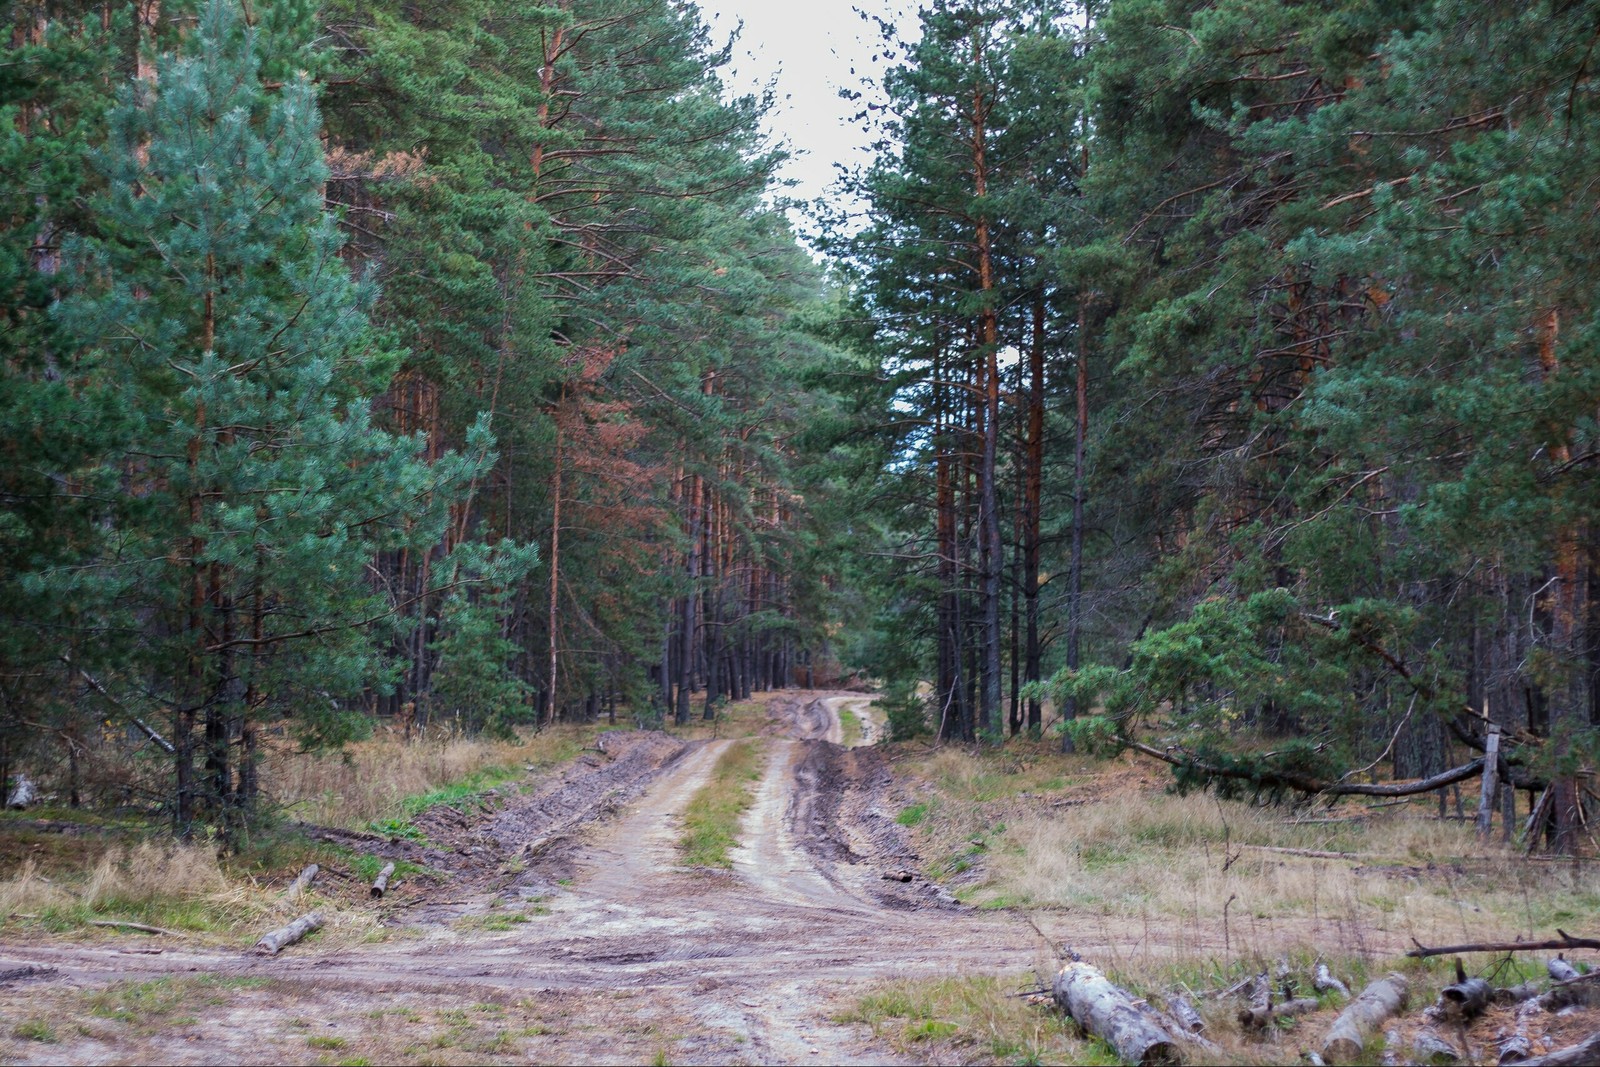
[2,692,1598,1065]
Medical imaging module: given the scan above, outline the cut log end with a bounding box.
[370,862,396,899]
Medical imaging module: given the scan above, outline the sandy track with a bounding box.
[0,691,1048,1065]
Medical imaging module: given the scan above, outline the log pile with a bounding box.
[1038,943,1598,1066]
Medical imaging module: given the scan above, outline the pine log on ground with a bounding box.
[1495,982,1540,1005]
[1498,997,1542,1064]
[370,862,396,898]
[254,912,323,955]
[286,864,318,896]
[1321,972,1408,1063]
[1536,956,1594,1010]
[1412,1029,1461,1063]
[1164,994,1205,1033]
[1547,957,1579,982]
[1517,1032,1600,1067]
[1053,961,1181,1065]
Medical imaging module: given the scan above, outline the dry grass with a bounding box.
[266,722,601,829]
[896,741,1600,968]
[0,841,266,936]
[661,690,785,742]
[838,975,1122,1065]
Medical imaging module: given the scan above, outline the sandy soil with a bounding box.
[0,692,1051,1065]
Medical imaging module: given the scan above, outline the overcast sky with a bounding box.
[698,0,916,236]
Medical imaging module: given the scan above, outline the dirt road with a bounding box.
[0,693,1048,1065]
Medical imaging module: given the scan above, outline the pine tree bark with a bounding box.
[1024,294,1045,734]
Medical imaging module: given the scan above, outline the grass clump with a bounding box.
[11,1018,57,1042]
[896,801,932,827]
[678,739,765,867]
[269,722,603,830]
[0,841,258,936]
[838,700,865,746]
[841,975,1119,1064]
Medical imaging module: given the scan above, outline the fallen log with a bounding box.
[1517,1032,1600,1067]
[1536,956,1597,1011]
[1498,997,1542,1064]
[286,864,319,897]
[1547,956,1580,983]
[254,911,323,956]
[1406,930,1600,959]
[1240,996,1319,1029]
[1314,961,1351,999]
[1053,961,1181,1066]
[370,862,396,899]
[1495,982,1540,1005]
[88,919,180,937]
[1164,994,1205,1033]
[1321,972,1408,1063]
[1412,1029,1460,1063]
[1381,1027,1402,1067]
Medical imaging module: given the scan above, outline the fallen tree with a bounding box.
[1519,1031,1600,1067]
[1124,737,1486,801]
[1405,930,1600,960]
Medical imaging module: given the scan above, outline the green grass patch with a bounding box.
[896,801,931,827]
[11,1018,57,1042]
[678,739,765,867]
[396,764,522,820]
[838,702,863,746]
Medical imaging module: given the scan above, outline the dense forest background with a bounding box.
[4,0,1598,851]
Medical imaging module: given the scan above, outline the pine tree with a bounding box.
[59,0,511,831]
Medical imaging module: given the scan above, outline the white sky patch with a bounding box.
[698,0,916,238]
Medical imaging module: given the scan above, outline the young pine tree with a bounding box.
[59,0,517,832]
